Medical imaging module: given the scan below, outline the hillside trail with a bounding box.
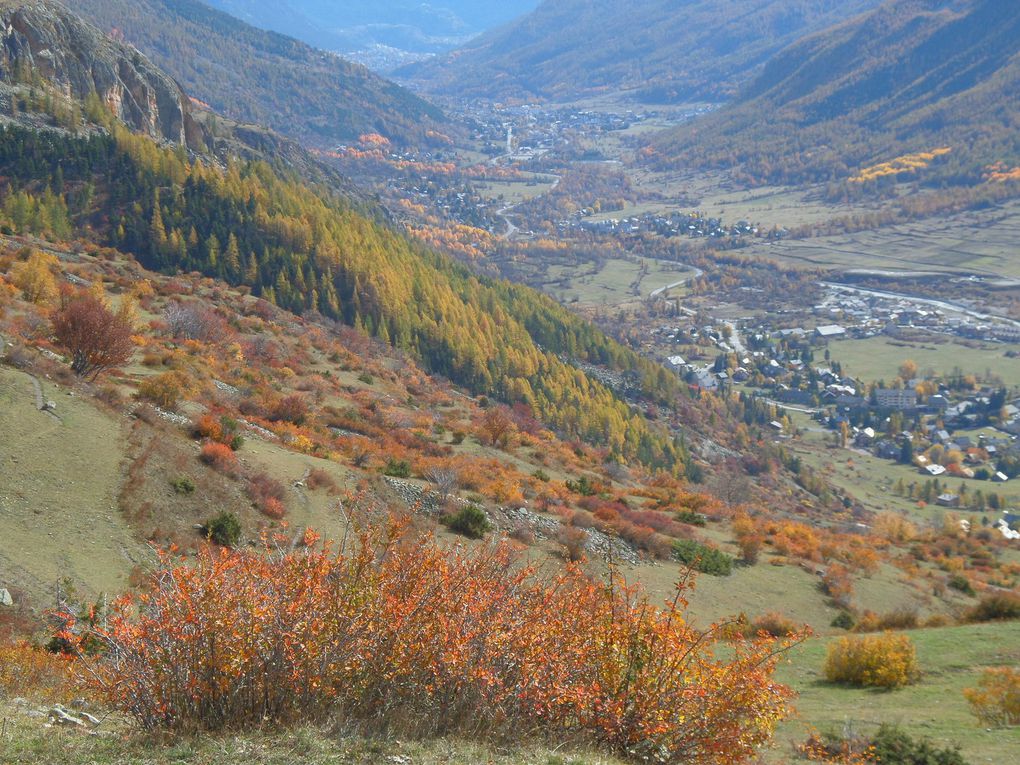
[26,370,61,422]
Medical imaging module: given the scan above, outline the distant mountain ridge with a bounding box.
[399,0,883,102]
[204,0,541,55]
[62,0,449,148]
[646,0,1020,186]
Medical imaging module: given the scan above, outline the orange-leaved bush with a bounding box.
[199,441,238,474]
[964,667,1020,727]
[824,632,919,689]
[0,641,74,702]
[69,522,796,763]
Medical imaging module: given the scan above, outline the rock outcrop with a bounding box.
[0,0,200,146]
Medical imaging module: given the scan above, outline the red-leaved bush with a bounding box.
[67,522,795,763]
[199,442,238,474]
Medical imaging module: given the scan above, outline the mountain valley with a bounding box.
[0,0,1019,763]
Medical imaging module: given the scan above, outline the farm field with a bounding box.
[473,174,559,205]
[541,256,694,307]
[830,336,1020,388]
[740,199,1020,278]
[770,621,1020,765]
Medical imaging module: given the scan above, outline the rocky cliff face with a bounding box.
[0,1,199,145]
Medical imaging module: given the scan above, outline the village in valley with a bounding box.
[645,278,1020,540]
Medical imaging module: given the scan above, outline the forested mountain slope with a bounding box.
[400,0,882,102]
[0,1,686,469]
[61,0,449,148]
[647,0,1020,186]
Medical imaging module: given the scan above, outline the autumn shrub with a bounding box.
[441,504,492,540]
[69,526,796,763]
[305,468,337,492]
[750,612,802,638]
[0,641,73,702]
[270,394,310,425]
[878,609,919,631]
[966,592,1020,623]
[964,667,1020,727]
[199,442,238,474]
[672,539,733,576]
[853,608,919,633]
[137,371,191,410]
[558,526,589,562]
[203,512,241,548]
[823,632,920,689]
[822,563,855,609]
[9,250,58,304]
[247,471,287,518]
[162,301,227,343]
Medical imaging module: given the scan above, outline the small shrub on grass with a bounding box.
[871,723,968,764]
[558,526,589,562]
[204,512,241,547]
[948,573,975,596]
[305,468,337,492]
[676,510,707,527]
[750,612,801,637]
[194,414,244,451]
[964,667,1020,727]
[966,592,1020,623]
[171,476,196,495]
[871,608,919,632]
[200,442,238,474]
[799,724,968,765]
[383,458,411,478]
[136,371,190,410]
[247,471,287,519]
[442,504,492,539]
[824,632,920,689]
[672,539,733,576]
[831,610,856,630]
[565,475,600,497]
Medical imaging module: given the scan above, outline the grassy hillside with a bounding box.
[400,0,882,103]
[648,0,1020,187]
[62,0,450,148]
[774,621,1020,762]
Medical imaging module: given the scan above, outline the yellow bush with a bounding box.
[9,250,58,305]
[964,667,1020,727]
[0,641,74,702]
[136,370,192,410]
[824,632,920,689]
